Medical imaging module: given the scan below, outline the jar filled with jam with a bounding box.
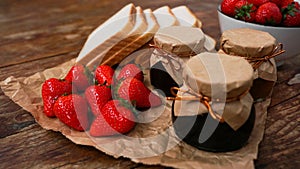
[150,26,215,97]
[220,28,285,101]
[170,52,255,152]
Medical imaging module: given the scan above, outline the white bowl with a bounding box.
[217,7,300,60]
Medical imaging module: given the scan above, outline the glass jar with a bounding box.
[170,52,255,152]
[150,26,215,97]
[220,28,285,101]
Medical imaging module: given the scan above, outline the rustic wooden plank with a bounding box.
[0,52,76,81]
[0,0,299,168]
[0,0,187,68]
[270,55,300,107]
[255,95,300,169]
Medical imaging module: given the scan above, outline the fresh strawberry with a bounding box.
[255,2,282,25]
[235,0,257,22]
[65,64,91,92]
[53,94,89,131]
[95,65,115,86]
[270,0,281,6]
[117,77,161,108]
[281,0,295,7]
[85,85,112,116]
[89,100,135,136]
[282,2,300,26]
[117,64,144,82]
[42,78,73,117]
[247,0,270,6]
[221,0,239,17]
[270,0,294,7]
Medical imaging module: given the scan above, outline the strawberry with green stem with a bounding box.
[53,94,89,131]
[116,63,144,82]
[235,0,257,22]
[95,65,115,86]
[221,0,240,17]
[65,64,92,92]
[282,2,300,26]
[255,2,282,25]
[116,77,162,109]
[85,85,112,116]
[42,78,73,117]
[89,100,135,136]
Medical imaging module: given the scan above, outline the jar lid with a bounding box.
[220,28,276,58]
[154,26,205,57]
[183,52,253,98]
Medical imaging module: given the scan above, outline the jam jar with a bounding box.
[150,26,215,97]
[171,52,255,152]
[220,28,284,101]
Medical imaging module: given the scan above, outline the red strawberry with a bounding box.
[235,0,257,22]
[117,64,144,82]
[221,0,239,17]
[270,0,282,7]
[53,94,89,131]
[65,64,91,92]
[281,0,295,7]
[247,0,270,6]
[255,2,282,25]
[117,77,162,108]
[271,0,294,7]
[42,78,73,117]
[85,85,112,116]
[95,65,115,86]
[89,100,135,136]
[282,2,300,26]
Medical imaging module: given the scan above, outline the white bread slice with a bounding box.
[99,6,148,66]
[153,6,179,28]
[76,3,136,67]
[93,6,148,66]
[102,8,159,66]
[172,6,202,28]
[172,6,215,52]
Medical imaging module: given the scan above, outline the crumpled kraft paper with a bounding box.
[0,59,271,169]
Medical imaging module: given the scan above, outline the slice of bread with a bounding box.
[172,5,215,52]
[153,6,179,28]
[172,6,202,28]
[101,8,159,66]
[90,6,148,67]
[76,3,136,67]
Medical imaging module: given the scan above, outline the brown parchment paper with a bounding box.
[0,59,271,169]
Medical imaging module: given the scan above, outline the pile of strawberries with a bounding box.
[221,0,300,26]
[41,63,162,136]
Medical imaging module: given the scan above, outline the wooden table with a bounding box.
[0,0,299,168]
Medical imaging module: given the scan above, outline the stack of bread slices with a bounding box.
[76,3,215,68]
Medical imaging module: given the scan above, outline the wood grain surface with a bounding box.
[0,0,299,168]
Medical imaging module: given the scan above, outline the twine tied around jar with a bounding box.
[149,44,182,76]
[245,43,285,70]
[167,87,251,123]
